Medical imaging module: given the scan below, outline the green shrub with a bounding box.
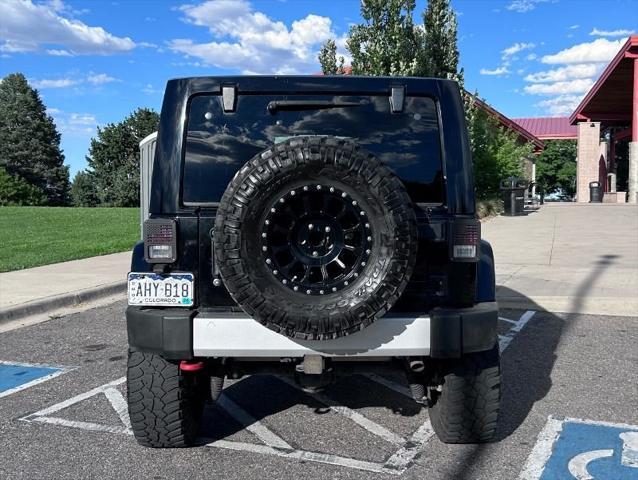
[0,167,46,206]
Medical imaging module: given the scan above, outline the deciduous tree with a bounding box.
[70,171,99,207]
[536,140,577,199]
[85,108,159,207]
[346,0,421,76]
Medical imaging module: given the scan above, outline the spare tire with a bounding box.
[213,136,417,340]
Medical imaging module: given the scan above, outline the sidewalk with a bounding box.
[0,252,129,323]
[483,203,638,316]
[1,203,636,324]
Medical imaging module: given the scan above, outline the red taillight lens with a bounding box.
[450,219,480,261]
[144,218,177,263]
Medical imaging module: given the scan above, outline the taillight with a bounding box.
[449,219,480,261]
[144,219,177,263]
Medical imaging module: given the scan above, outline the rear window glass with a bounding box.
[183,94,444,204]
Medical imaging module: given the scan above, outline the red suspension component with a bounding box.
[179,360,205,372]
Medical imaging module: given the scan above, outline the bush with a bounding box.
[476,198,503,219]
[0,167,46,206]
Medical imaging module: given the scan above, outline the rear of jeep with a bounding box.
[126,76,500,448]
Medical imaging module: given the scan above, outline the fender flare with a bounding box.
[476,239,496,303]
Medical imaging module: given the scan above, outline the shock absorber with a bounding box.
[406,359,426,404]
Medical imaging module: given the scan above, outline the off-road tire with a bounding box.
[214,136,418,341]
[127,351,207,447]
[429,346,501,443]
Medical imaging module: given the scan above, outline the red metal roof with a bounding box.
[512,117,578,140]
[470,95,545,151]
[569,35,638,125]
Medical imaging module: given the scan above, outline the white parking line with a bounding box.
[103,387,132,431]
[215,394,292,450]
[518,416,564,480]
[276,376,406,445]
[21,376,130,435]
[499,310,536,352]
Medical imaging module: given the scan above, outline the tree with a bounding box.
[468,104,530,199]
[419,0,462,82]
[70,171,99,207]
[317,0,533,200]
[346,0,422,76]
[0,166,46,206]
[85,108,159,207]
[536,140,577,199]
[318,39,345,75]
[0,73,70,205]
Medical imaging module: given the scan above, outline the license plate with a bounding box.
[128,273,194,307]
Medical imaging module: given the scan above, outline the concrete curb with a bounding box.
[497,296,638,317]
[0,281,126,325]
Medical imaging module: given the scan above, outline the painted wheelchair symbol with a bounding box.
[520,417,638,480]
[568,431,638,479]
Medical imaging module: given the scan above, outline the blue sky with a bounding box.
[1,0,636,176]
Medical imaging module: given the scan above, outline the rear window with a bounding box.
[183,94,444,204]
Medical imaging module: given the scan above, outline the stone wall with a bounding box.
[576,122,602,202]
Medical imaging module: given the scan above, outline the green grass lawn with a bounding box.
[0,207,140,272]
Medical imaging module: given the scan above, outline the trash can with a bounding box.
[589,181,602,203]
[500,176,528,216]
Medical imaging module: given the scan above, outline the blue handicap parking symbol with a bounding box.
[0,361,65,398]
[522,416,638,480]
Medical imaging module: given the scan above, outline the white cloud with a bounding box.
[506,0,552,13]
[524,64,603,83]
[46,49,73,56]
[0,0,135,55]
[502,42,535,58]
[142,84,162,95]
[541,38,625,64]
[31,78,80,88]
[535,95,583,115]
[31,73,119,89]
[86,73,117,85]
[47,109,98,137]
[524,79,594,95]
[590,27,634,37]
[521,37,624,116]
[569,24,579,30]
[526,53,538,61]
[480,66,511,76]
[169,0,342,74]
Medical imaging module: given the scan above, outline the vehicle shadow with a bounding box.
[197,371,422,444]
[195,255,618,471]
[441,254,618,480]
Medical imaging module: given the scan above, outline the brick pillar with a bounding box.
[576,122,601,202]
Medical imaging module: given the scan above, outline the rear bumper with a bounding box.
[126,302,498,360]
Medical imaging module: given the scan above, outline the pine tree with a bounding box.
[0,73,70,205]
[86,108,159,207]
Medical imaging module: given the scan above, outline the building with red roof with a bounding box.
[568,35,638,203]
[512,117,577,141]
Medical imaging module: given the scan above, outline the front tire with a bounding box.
[127,351,207,447]
[429,346,501,443]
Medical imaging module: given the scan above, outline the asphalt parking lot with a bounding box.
[1,300,637,480]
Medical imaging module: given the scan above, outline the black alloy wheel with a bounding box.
[261,184,373,296]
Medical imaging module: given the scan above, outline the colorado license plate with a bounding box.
[127,273,194,307]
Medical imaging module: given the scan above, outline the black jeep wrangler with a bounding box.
[126,76,500,448]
